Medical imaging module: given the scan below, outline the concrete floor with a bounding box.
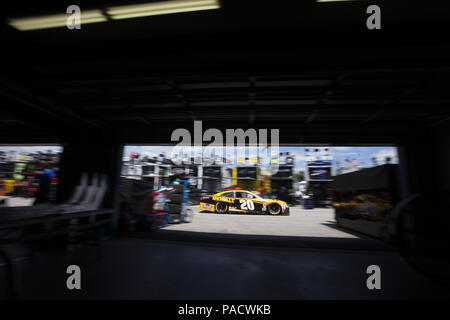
[1,205,449,299]
[166,206,360,238]
[7,237,449,300]
[145,205,392,252]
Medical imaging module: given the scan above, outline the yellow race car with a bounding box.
[200,190,289,215]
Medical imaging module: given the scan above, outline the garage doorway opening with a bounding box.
[119,145,400,249]
[0,145,63,207]
[121,145,399,248]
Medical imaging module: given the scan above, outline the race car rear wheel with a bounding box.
[215,202,228,214]
[267,203,281,215]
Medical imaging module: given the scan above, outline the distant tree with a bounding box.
[372,157,378,166]
[294,170,305,182]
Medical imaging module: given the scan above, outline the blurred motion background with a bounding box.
[0,146,62,206]
[0,0,450,300]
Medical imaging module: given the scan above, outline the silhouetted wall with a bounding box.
[56,139,123,231]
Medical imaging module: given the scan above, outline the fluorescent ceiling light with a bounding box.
[8,10,106,31]
[108,0,220,20]
[7,0,220,31]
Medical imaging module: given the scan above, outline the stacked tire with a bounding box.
[167,184,184,224]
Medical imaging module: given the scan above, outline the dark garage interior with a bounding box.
[1,0,450,301]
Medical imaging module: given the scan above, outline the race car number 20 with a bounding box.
[239,199,254,210]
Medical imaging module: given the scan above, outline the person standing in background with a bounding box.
[34,163,53,205]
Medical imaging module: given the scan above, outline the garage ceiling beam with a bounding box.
[0,78,103,130]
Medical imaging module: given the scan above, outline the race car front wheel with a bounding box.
[215,202,228,214]
[267,203,281,215]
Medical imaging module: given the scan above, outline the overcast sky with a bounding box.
[123,145,398,174]
[0,145,397,175]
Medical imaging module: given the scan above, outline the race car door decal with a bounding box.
[239,199,255,210]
